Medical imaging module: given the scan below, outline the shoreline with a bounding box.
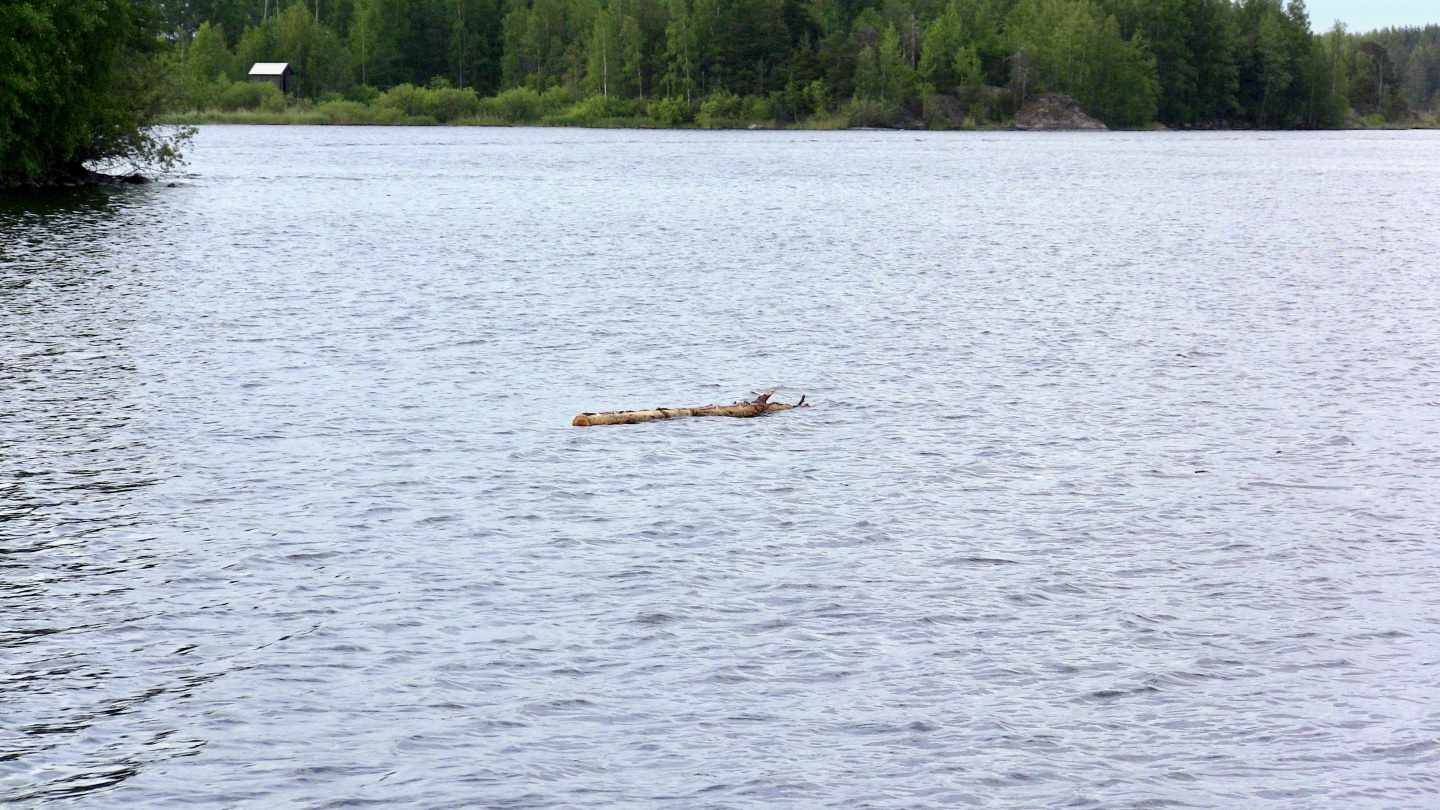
[1,168,155,191]
[158,110,1440,132]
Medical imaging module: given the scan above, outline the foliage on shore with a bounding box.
[1,0,190,185]
[163,0,1440,130]
[158,79,1020,128]
[7,0,1437,185]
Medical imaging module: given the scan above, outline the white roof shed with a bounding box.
[248,62,293,94]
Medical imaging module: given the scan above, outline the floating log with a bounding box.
[573,391,808,426]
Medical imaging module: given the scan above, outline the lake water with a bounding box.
[3,126,1440,808]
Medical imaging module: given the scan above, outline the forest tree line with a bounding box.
[163,0,1440,128]
[3,0,1438,184]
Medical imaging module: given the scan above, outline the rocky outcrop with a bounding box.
[1013,94,1107,131]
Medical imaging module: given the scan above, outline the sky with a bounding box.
[1305,0,1439,32]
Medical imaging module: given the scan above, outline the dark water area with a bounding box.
[3,127,1440,808]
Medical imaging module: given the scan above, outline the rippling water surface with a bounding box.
[3,127,1440,808]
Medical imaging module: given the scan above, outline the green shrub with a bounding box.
[766,83,806,123]
[843,98,898,127]
[345,85,381,104]
[425,87,481,122]
[552,94,645,124]
[375,84,479,123]
[646,96,692,125]
[921,92,959,129]
[366,105,407,124]
[490,87,543,122]
[804,80,831,116]
[178,78,228,110]
[741,95,773,122]
[376,84,428,117]
[260,88,288,112]
[696,90,743,127]
[315,100,373,124]
[539,86,577,114]
[692,92,772,127]
[218,81,285,111]
[450,113,508,126]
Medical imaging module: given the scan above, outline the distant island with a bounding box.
[3,0,1438,185]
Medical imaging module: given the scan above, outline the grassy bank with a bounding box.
[161,80,1023,130]
[159,106,1440,129]
[157,108,944,128]
[161,80,1440,131]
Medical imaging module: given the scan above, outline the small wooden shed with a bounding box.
[248,62,293,94]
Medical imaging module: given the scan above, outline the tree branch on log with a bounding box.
[573,391,809,426]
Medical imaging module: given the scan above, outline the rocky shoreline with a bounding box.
[1014,94,1109,131]
[3,167,151,190]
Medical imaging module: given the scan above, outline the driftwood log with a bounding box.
[573,391,808,426]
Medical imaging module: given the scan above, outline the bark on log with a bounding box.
[573,391,808,426]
